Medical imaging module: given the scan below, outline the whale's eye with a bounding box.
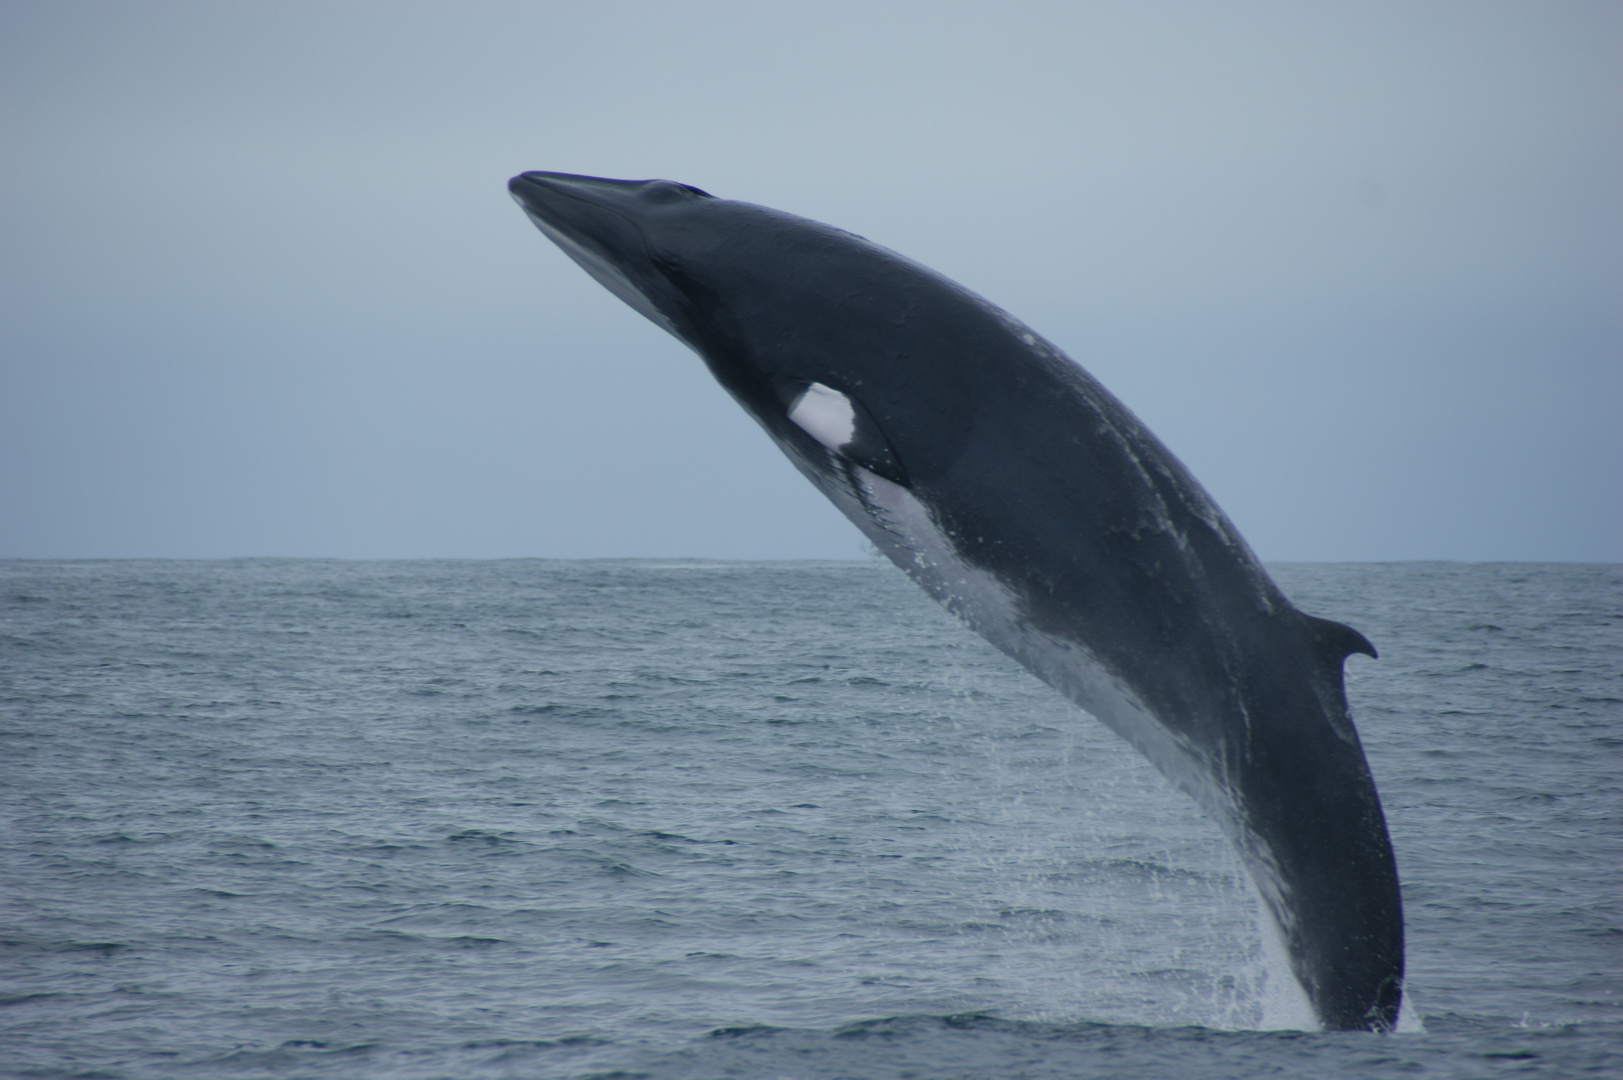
[788,382,856,451]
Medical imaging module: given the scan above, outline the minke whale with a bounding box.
[508,171,1404,1031]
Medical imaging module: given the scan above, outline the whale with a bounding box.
[508,171,1405,1031]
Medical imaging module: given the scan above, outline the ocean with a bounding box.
[2,559,1618,1078]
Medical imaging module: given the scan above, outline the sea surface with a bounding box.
[1,559,1618,1078]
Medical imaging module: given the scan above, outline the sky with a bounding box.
[2,1,1618,562]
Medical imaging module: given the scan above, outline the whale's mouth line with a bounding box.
[510,181,676,339]
[509,181,643,253]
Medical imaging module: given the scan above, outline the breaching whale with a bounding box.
[508,171,1404,1031]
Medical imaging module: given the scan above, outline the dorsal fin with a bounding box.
[1303,613,1378,662]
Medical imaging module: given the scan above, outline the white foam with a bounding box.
[1249,886,1321,1030]
[1395,991,1427,1033]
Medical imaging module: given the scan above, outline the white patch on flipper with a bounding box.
[788,383,856,451]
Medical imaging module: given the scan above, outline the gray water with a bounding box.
[2,560,1618,1077]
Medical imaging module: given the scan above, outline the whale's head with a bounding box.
[509,171,1002,490]
[507,172,722,345]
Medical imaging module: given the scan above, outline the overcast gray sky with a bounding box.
[2,1,1618,561]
